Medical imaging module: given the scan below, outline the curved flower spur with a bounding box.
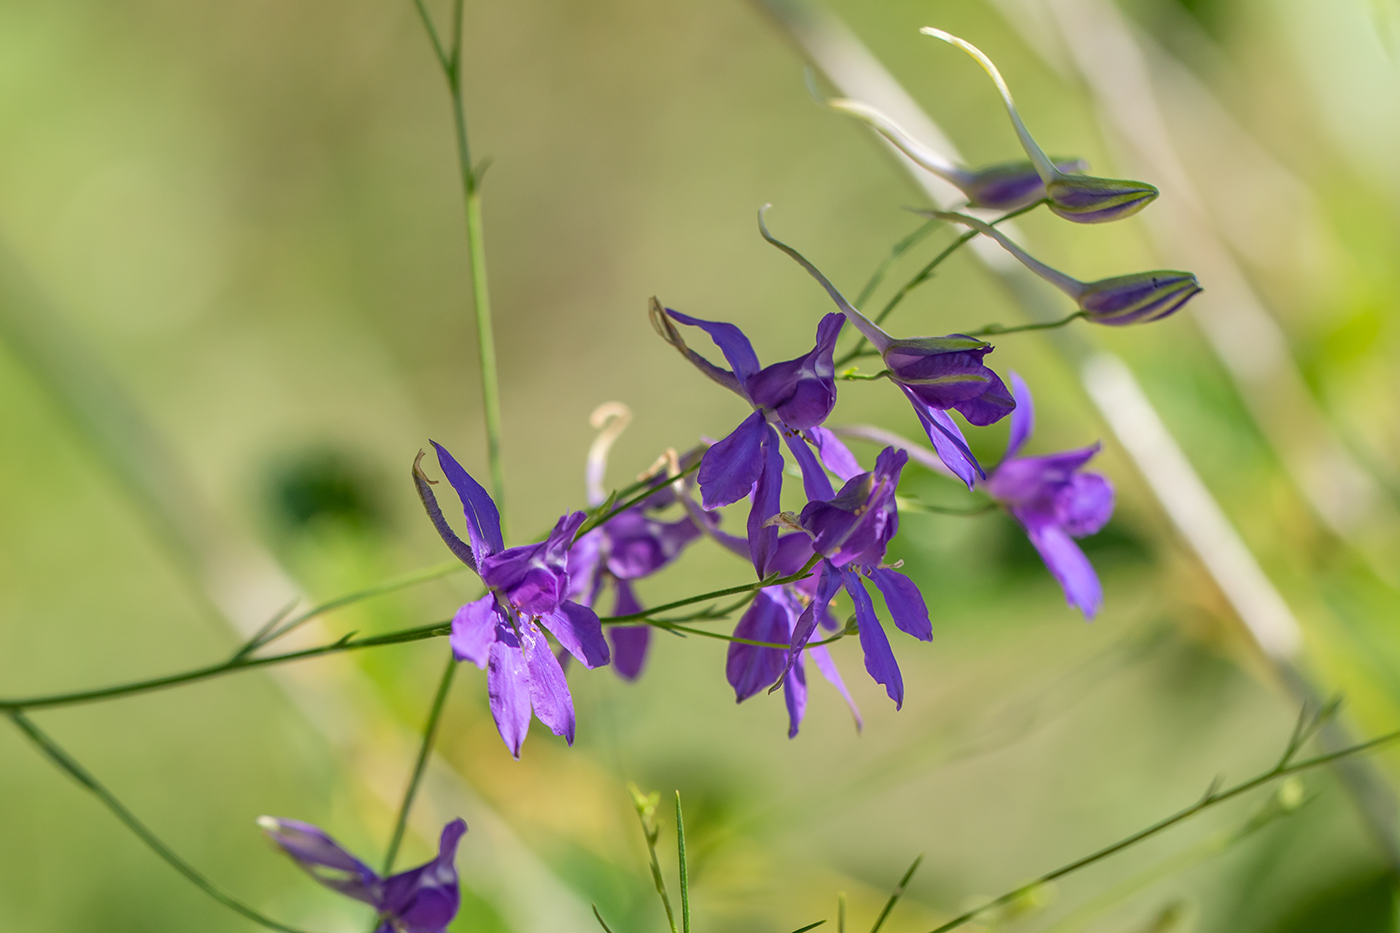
[414,444,610,758]
[649,296,848,578]
[927,211,1202,325]
[567,403,705,680]
[921,28,1159,224]
[757,209,1014,487]
[258,817,467,933]
[806,70,1088,212]
[984,373,1115,617]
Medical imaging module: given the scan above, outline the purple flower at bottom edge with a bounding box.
[415,443,611,758]
[258,816,466,933]
[651,298,846,578]
[983,372,1114,617]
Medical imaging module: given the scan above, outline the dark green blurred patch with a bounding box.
[1271,870,1395,933]
[265,447,384,537]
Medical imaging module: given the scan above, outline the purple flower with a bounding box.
[258,816,466,933]
[567,406,705,680]
[761,446,932,711]
[415,443,610,758]
[812,85,1087,212]
[758,212,1013,489]
[928,212,1202,326]
[650,297,845,577]
[922,28,1158,224]
[983,373,1115,617]
[718,527,863,738]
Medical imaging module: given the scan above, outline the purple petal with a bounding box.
[430,442,503,564]
[608,581,651,681]
[747,424,784,578]
[521,624,575,745]
[480,511,585,617]
[845,569,904,709]
[806,644,863,732]
[783,653,808,739]
[807,426,863,481]
[487,638,532,759]
[1056,472,1114,537]
[413,452,478,572]
[666,308,762,382]
[745,313,844,429]
[1005,372,1035,460]
[768,532,817,578]
[258,817,381,906]
[900,387,983,488]
[868,568,931,641]
[885,341,997,406]
[566,530,604,606]
[774,562,841,689]
[1018,512,1104,618]
[984,444,1101,506]
[727,589,791,701]
[782,429,835,502]
[604,512,701,580]
[380,819,467,933]
[698,411,768,510]
[951,369,1015,427]
[539,600,610,669]
[450,595,502,669]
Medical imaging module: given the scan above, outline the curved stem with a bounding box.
[0,620,451,712]
[965,311,1084,338]
[832,201,1044,369]
[9,711,315,933]
[919,29,1058,184]
[601,554,822,624]
[382,655,457,875]
[921,726,1400,933]
[925,211,1086,298]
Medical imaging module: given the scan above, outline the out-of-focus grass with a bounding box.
[3,0,1400,931]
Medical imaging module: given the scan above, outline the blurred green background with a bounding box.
[3,0,1400,930]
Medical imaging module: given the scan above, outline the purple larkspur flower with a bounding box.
[650,297,845,577]
[921,28,1158,224]
[758,211,1013,489]
[738,445,931,711]
[983,373,1114,616]
[725,530,863,738]
[415,443,609,758]
[567,406,705,680]
[258,816,466,933]
[927,212,1201,326]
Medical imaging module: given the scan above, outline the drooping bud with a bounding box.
[809,75,1088,212]
[921,28,1158,223]
[926,211,1201,325]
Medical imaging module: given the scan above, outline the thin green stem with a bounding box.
[643,618,847,650]
[9,711,314,933]
[833,201,1044,368]
[576,459,703,541]
[416,0,506,527]
[896,497,997,517]
[676,792,691,933]
[854,219,940,308]
[630,787,680,933]
[382,654,458,875]
[965,310,1083,338]
[600,554,822,624]
[235,560,464,659]
[837,369,892,382]
[0,620,451,712]
[921,726,1400,933]
[871,855,923,933]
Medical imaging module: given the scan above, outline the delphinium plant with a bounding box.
[5,5,1398,933]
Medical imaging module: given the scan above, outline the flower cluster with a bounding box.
[404,28,1198,758]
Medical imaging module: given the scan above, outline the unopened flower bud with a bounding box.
[810,75,1088,212]
[921,28,1158,223]
[925,211,1201,325]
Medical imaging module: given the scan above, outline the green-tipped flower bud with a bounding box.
[925,210,1202,325]
[921,28,1158,223]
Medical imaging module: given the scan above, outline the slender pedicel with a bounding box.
[920,28,1158,223]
